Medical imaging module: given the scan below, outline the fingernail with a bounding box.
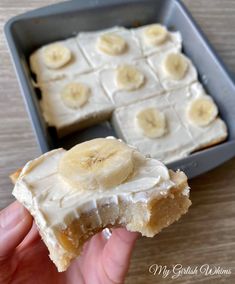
[0,202,27,229]
[102,228,112,240]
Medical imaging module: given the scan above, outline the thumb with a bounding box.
[0,201,33,260]
[100,228,139,284]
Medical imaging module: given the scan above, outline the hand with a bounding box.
[0,201,139,284]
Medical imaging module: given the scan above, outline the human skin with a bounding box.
[0,201,139,284]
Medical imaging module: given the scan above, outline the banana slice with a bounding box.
[136,108,167,138]
[116,64,145,91]
[96,33,127,56]
[58,138,134,190]
[42,44,72,69]
[143,24,168,46]
[163,52,188,80]
[60,82,90,109]
[187,97,218,127]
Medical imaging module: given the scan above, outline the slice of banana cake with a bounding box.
[133,23,182,56]
[30,38,91,83]
[12,137,191,272]
[99,58,163,107]
[38,73,113,137]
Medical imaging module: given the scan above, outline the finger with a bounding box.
[17,222,40,251]
[100,228,139,283]
[89,230,109,253]
[69,231,108,284]
[78,230,107,271]
[0,201,33,260]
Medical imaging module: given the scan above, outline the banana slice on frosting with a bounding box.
[58,138,134,190]
[42,44,72,69]
[187,96,218,127]
[163,52,188,80]
[115,64,145,91]
[96,33,127,55]
[60,82,90,109]
[136,108,167,138]
[143,24,168,46]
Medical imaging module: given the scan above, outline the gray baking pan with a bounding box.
[4,0,235,179]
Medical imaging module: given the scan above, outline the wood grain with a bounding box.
[0,1,234,283]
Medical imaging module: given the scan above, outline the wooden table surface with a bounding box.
[0,1,234,283]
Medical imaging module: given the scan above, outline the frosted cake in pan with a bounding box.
[29,23,227,162]
[112,83,227,163]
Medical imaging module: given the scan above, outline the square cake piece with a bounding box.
[99,59,164,107]
[30,37,91,83]
[12,137,191,272]
[39,72,114,137]
[147,49,197,91]
[166,82,228,150]
[77,27,142,69]
[133,23,182,56]
[112,96,196,163]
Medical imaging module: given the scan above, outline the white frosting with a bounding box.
[147,48,197,91]
[12,145,178,238]
[30,37,91,83]
[112,96,196,163]
[99,59,164,107]
[39,72,113,131]
[132,25,182,56]
[112,82,227,163]
[166,82,228,148]
[77,26,142,69]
